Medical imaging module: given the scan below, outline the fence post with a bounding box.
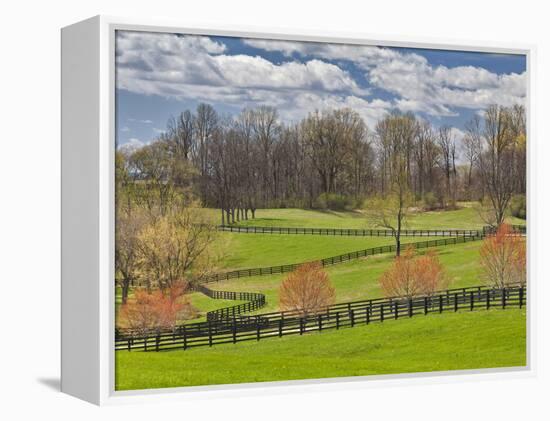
[127,338,131,351]
[519,287,524,309]
[380,304,384,322]
[279,318,283,337]
[155,333,160,352]
[408,299,413,317]
[232,320,237,344]
[366,305,370,324]
[350,309,355,327]
[208,322,213,347]
[486,290,491,309]
[502,288,507,309]
[300,318,304,335]
[454,293,458,312]
[394,302,399,319]
[439,295,443,313]
[318,314,322,331]
[336,312,340,329]
[470,291,474,311]
[424,297,428,315]
[183,327,187,350]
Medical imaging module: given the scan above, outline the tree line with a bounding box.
[118,102,526,227]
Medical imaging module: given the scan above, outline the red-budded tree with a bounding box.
[480,223,526,288]
[379,247,449,299]
[279,262,336,316]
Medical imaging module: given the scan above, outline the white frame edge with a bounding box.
[60,15,536,406]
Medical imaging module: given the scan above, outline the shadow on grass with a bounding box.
[309,209,365,219]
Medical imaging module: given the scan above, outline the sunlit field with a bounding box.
[116,308,526,390]
[225,203,525,230]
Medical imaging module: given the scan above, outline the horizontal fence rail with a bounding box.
[219,225,526,237]
[219,225,483,237]
[199,235,484,284]
[116,284,526,352]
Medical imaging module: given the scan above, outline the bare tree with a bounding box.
[193,103,218,201]
[463,115,482,193]
[477,105,516,225]
[437,126,458,207]
[368,114,415,256]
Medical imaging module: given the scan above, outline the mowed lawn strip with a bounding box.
[115,308,526,390]
[207,241,484,314]
[219,234,398,270]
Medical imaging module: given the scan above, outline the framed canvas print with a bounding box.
[61,16,532,405]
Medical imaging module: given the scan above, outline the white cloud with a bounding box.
[116,31,526,130]
[118,137,146,153]
[128,118,153,124]
[116,32,366,103]
[285,92,391,127]
[243,38,401,67]
[245,38,526,116]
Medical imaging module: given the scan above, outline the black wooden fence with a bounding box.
[219,224,526,237]
[219,225,482,237]
[482,225,527,235]
[115,284,526,352]
[200,235,484,283]
[194,284,266,321]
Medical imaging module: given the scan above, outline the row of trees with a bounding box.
[277,223,526,318]
[118,103,526,228]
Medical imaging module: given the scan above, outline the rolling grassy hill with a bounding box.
[115,204,526,391]
[207,240,484,314]
[116,308,526,390]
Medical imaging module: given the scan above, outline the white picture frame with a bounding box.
[61,15,535,406]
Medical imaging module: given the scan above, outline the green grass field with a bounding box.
[208,241,484,314]
[115,203,527,390]
[220,233,442,270]
[230,203,525,230]
[115,308,526,390]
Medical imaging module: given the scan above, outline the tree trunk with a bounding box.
[396,207,402,257]
[121,280,130,305]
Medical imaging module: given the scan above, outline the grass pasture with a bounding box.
[231,204,526,230]
[207,240,484,314]
[116,308,526,390]
[219,233,443,270]
[115,203,527,390]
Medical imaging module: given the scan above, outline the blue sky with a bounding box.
[115,31,526,150]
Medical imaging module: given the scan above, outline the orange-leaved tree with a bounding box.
[279,262,335,316]
[480,223,526,288]
[379,247,449,299]
[117,281,195,334]
[512,239,527,287]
